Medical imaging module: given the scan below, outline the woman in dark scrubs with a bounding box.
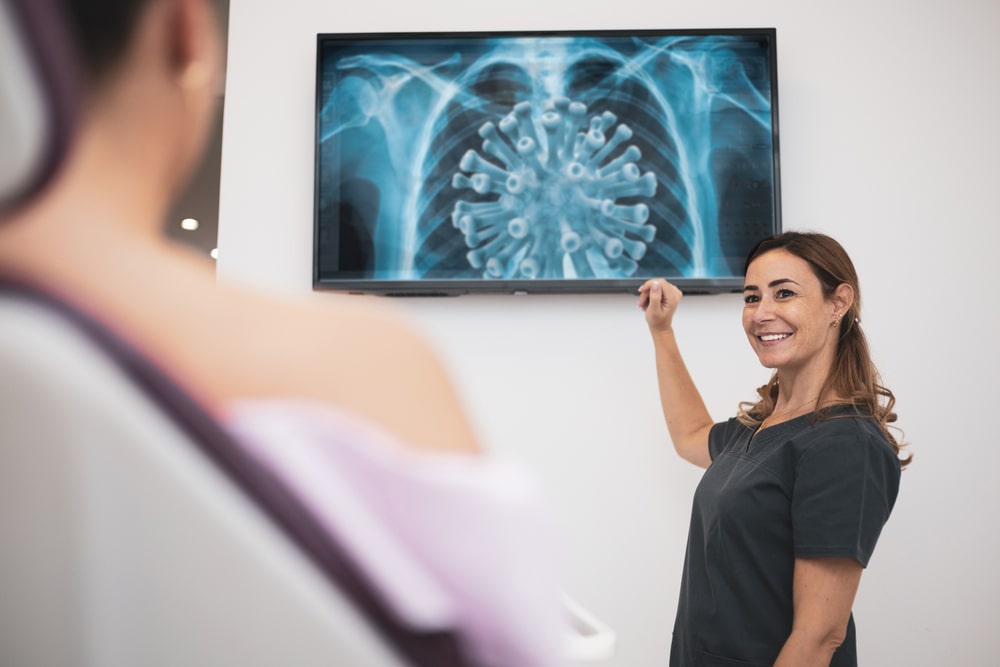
[638,231,908,667]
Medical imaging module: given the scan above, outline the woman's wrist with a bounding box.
[648,325,676,340]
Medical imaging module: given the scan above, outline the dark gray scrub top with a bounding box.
[669,408,901,667]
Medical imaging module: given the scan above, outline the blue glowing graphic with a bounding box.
[453,100,657,279]
[315,32,777,287]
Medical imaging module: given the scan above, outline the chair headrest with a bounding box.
[0,0,79,213]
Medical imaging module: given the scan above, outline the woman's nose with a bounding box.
[753,298,776,322]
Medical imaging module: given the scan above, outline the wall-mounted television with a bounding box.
[314,28,780,295]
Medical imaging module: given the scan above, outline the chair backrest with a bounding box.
[0,279,469,667]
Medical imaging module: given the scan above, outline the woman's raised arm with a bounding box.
[638,279,714,468]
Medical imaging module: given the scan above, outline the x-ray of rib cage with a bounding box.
[317,34,776,281]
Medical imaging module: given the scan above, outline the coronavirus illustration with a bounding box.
[451,99,657,279]
[314,34,777,282]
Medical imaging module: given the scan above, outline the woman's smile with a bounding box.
[757,332,792,345]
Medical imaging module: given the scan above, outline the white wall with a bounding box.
[218,1,1000,664]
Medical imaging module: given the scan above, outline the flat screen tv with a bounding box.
[314,28,780,295]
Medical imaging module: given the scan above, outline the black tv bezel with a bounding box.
[312,27,781,296]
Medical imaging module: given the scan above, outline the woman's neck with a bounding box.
[0,114,176,280]
[760,366,840,431]
[771,343,842,411]
[773,376,824,412]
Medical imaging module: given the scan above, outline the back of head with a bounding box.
[3,0,223,223]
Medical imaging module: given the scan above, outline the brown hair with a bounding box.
[736,231,910,467]
[56,0,154,84]
[58,0,222,85]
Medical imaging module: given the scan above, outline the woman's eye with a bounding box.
[744,294,759,304]
[776,289,795,299]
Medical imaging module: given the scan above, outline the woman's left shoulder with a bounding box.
[799,410,897,459]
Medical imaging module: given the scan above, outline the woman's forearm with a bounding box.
[773,557,862,667]
[650,328,714,468]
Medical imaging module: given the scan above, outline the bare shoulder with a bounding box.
[180,283,480,454]
[61,238,481,454]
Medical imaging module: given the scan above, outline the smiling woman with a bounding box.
[637,231,908,667]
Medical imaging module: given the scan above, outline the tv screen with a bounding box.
[314,28,780,295]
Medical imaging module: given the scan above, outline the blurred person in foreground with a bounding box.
[638,232,909,667]
[0,0,565,664]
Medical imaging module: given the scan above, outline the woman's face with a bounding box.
[742,249,842,375]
